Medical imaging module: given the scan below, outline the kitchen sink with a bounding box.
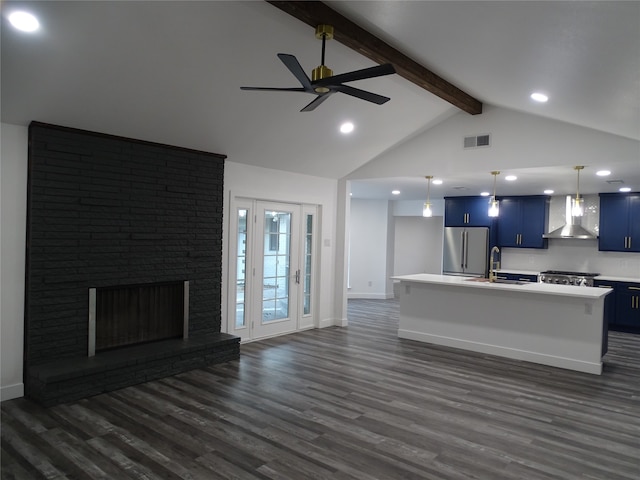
[466,278,526,285]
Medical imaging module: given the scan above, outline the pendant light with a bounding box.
[422,176,433,217]
[488,171,500,217]
[571,166,584,217]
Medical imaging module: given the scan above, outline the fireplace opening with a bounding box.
[89,281,189,355]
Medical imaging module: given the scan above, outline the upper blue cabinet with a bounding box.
[599,192,640,252]
[497,196,549,249]
[444,196,493,227]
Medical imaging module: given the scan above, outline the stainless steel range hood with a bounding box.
[543,217,597,239]
[543,195,598,239]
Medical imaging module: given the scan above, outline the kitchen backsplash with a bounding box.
[502,240,640,278]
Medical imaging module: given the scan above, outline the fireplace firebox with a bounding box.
[88,281,189,356]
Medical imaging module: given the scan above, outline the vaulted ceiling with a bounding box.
[2,1,639,199]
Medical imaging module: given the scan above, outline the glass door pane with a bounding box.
[262,210,291,323]
[303,213,313,315]
[236,209,248,328]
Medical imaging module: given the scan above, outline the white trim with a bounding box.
[1,383,24,402]
[398,329,603,375]
[347,292,395,300]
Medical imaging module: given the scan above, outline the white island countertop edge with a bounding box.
[391,274,613,299]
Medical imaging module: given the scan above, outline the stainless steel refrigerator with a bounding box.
[442,227,489,277]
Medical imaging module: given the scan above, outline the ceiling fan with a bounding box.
[241,25,396,112]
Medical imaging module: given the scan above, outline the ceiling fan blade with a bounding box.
[240,87,307,92]
[277,53,313,90]
[300,93,332,112]
[333,85,390,105]
[314,63,396,87]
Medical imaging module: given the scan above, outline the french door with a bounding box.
[229,199,317,342]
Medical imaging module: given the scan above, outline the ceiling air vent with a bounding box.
[463,134,491,149]
[606,179,624,185]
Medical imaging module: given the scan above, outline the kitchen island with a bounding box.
[392,274,612,374]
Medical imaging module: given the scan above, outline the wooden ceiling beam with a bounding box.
[266,1,482,115]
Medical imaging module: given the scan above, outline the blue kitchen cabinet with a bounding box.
[599,192,640,252]
[615,282,640,329]
[497,196,548,248]
[498,272,538,283]
[444,196,493,227]
[594,279,640,332]
[594,279,617,327]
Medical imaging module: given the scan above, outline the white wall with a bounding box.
[347,105,639,181]
[393,199,445,217]
[1,123,28,401]
[223,161,339,329]
[394,216,444,276]
[348,199,394,298]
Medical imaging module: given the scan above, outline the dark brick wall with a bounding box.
[26,122,226,366]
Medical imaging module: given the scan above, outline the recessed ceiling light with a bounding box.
[432,179,443,185]
[619,187,631,192]
[391,190,400,195]
[340,122,354,134]
[505,175,517,181]
[8,11,40,32]
[530,92,548,103]
[480,191,490,197]
[596,170,611,176]
[544,189,554,195]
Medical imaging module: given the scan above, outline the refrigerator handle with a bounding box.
[464,231,469,268]
[460,231,465,269]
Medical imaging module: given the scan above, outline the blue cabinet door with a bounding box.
[594,280,617,326]
[496,196,548,249]
[444,198,468,226]
[599,193,640,252]
[628,195,640,252]
[466,197,491,226]
[615,283,640,328]
[445,197,492,227]
[519,197,548,248]
[496,198,520,247]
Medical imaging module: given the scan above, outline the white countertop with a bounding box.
[391,273,612,299]
[595,275,640,283]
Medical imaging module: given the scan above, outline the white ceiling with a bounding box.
[2,1,639,200]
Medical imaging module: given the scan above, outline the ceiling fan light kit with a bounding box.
[241,24,396,111]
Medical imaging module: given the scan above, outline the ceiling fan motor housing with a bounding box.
[312,65,333,92]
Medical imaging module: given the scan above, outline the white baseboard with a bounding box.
[347,293,394,300]
[1,383,24,402]
[318,317,348,328]
[398,329,602,375]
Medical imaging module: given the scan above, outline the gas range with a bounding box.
[539,270,600,287]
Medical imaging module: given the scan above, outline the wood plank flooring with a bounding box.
[3,298,640,480]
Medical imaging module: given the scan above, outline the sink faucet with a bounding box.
[489,246,501,282]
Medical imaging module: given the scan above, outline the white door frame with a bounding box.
[227,197,318,342]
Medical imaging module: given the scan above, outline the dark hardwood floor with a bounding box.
[2,299,640,480]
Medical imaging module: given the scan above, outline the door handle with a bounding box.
[295,269,300,284]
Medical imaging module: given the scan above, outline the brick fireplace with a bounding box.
[24,122,239,406]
